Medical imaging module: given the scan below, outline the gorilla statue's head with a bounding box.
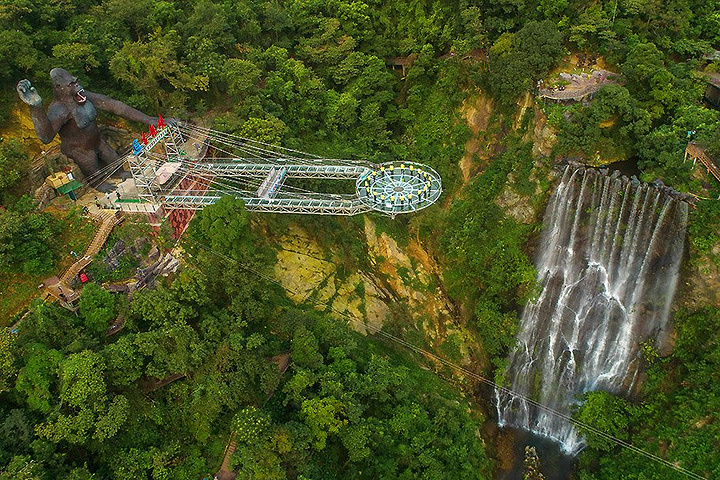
[50,68,86,104]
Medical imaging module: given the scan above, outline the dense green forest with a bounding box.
[1,0,719,478]
[1,197,492,479]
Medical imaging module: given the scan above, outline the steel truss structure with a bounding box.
[121,122,442,217]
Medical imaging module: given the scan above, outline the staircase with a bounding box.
[216,433,238,480]
[685,142,720,183]
[59,209,123,286]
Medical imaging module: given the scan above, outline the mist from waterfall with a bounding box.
[495,165,688,454]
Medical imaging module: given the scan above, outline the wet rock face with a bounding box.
[495,183,537,224]
[531,107,557,158]
[497,165,688,453]
[523,446,546,480]
[460,93,495,184]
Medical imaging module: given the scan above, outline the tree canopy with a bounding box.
[1,0,719,478]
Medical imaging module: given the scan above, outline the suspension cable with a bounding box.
[180,236,709,480]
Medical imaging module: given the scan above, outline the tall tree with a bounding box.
[0,196,59,275]
[79,283,115,335]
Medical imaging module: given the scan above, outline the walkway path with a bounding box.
[61,209,123,285]
[49,209,123,305]
[216,433,238,480]
[213,354,290,480]
[685,142,720,183]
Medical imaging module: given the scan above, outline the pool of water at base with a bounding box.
[496,427,577,480]
[602,158,641,178]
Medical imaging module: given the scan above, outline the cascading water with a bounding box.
[495,165,688,454]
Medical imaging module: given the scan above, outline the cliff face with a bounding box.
[494,173,543,225]
[0,104,60,156]
[460,92,496,184]
[272,221,391,333]
[678,244,720,322]
[530,105,557,158]
[271,217,492,390]
[273,218,459,341]
[271,90,558,382]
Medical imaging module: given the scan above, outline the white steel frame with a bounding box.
[125,124,442,217]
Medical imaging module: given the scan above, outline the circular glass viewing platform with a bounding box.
[356,161,442,216]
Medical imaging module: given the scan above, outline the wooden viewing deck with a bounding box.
[385,54,417,76]
[685,142,720,184]
[538,79,618,101]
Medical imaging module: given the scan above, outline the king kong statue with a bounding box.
[17,68,158,191]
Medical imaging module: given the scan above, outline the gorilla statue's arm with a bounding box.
[33,104,70,144]
[86,92,157,125]
[16,79,69,144]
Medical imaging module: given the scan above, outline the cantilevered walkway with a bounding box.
[119,123,443,218]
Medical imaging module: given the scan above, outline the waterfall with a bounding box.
[495,165,688,454]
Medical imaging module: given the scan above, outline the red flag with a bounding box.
[149,125,157,137]
[141,132,147,145]
[158,115,165,128]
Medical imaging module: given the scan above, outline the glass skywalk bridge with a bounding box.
[121,123,442,218]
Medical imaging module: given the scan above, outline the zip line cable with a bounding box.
[180,124,316,162]
[80,156,127,188]
[180,123,374,169]
[71,122,373,209]
[180,123,326,160]
[181,237,709,480]
[148,142,365,203]
[60,123,706,479]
